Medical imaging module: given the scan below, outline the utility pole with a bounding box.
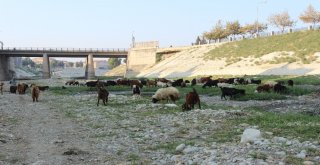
[0,41,3,49]
[131,31,135,48]
[256,0,267,37]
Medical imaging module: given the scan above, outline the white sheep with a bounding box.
[157,81,169,88]
[264,81,277,87]
[152,87,180,103]
[217,83,234,88]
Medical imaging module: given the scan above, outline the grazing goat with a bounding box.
[0,82,3,95]
[139,78,148,86]
[255,84,272,93]
[117,79,130,86]
[86,80,99,87]
[10,86,17,93]
[152,87,179,103]
[191,78,197,86]
[172,79,183,87]
[129,80,143,88]
[234,78,245,85]
[220,87,245,100]
[38,86,49,91]
[97,87,109,106]
[106,80,117,86]
[273,83,287,94]
[17,83,28,94]
[202,79,218,88]
[288,80,294,87]
[200,76,212,83]
[146,80,157,87]
[226,78,235,84]
[132,85,141,95]
[31,84,40,102]
[180,82,187,88]
[65,80,76,85]
[182,88,201,111]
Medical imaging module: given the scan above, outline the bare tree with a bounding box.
[268,11,295,32]
[300,4,320,28]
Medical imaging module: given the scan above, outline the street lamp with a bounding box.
[256,0,267,37]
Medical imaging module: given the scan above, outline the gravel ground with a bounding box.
[0,79,319,165]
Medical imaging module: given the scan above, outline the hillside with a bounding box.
[131,30,320,78]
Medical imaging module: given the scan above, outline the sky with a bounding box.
[0,0,319,61]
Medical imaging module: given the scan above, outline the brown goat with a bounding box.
[17,83,28,94]
[200,76,212,83]
[31,85,40,102]
[97,87,109,106]
[255,84,273,93]
[146,80,157,87]
[182,88,201,111]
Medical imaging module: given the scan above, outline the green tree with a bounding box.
[226,20,241,37]
[22,57,36,68]
[203,31,214,43]
[75,61,83,67]
[108,58,121,69]
[300,4,320,28]
[66,62,74,67]
[211,20,228,42]
[240,22,267,37]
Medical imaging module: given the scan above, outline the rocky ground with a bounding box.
[0,79,320,165]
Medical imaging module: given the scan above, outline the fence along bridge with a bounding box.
[0,47,128,80]
[0,47,128,57]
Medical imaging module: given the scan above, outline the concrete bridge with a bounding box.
[0,47,128,80]
[0,41,187,80]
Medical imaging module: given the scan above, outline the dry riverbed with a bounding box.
[0,79,319,165]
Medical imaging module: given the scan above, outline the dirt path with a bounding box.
[0,92,97,165]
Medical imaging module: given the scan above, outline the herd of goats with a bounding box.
[0,76,293,111]
[0,76,294,111]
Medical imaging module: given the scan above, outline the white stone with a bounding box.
[240,128,262,143]
[275,151,286,158]
[272,137,287,143]
[285,140,292,146]
[175,144,186,152]
[296,150,307,159]
[165,104,177,107]
[257,160,269,165]
[32,160,46,165]
[303,161,314,165]
[265,132,273,136]
[183,146,198,154]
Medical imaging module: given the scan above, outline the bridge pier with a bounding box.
[86,54,95,79]
[42,53,51,79]
[0,56,12,81]
[85,56,88,79]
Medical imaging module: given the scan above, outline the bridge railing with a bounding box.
[1,47,128,52]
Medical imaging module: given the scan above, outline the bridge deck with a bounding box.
[0,47,128,58]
